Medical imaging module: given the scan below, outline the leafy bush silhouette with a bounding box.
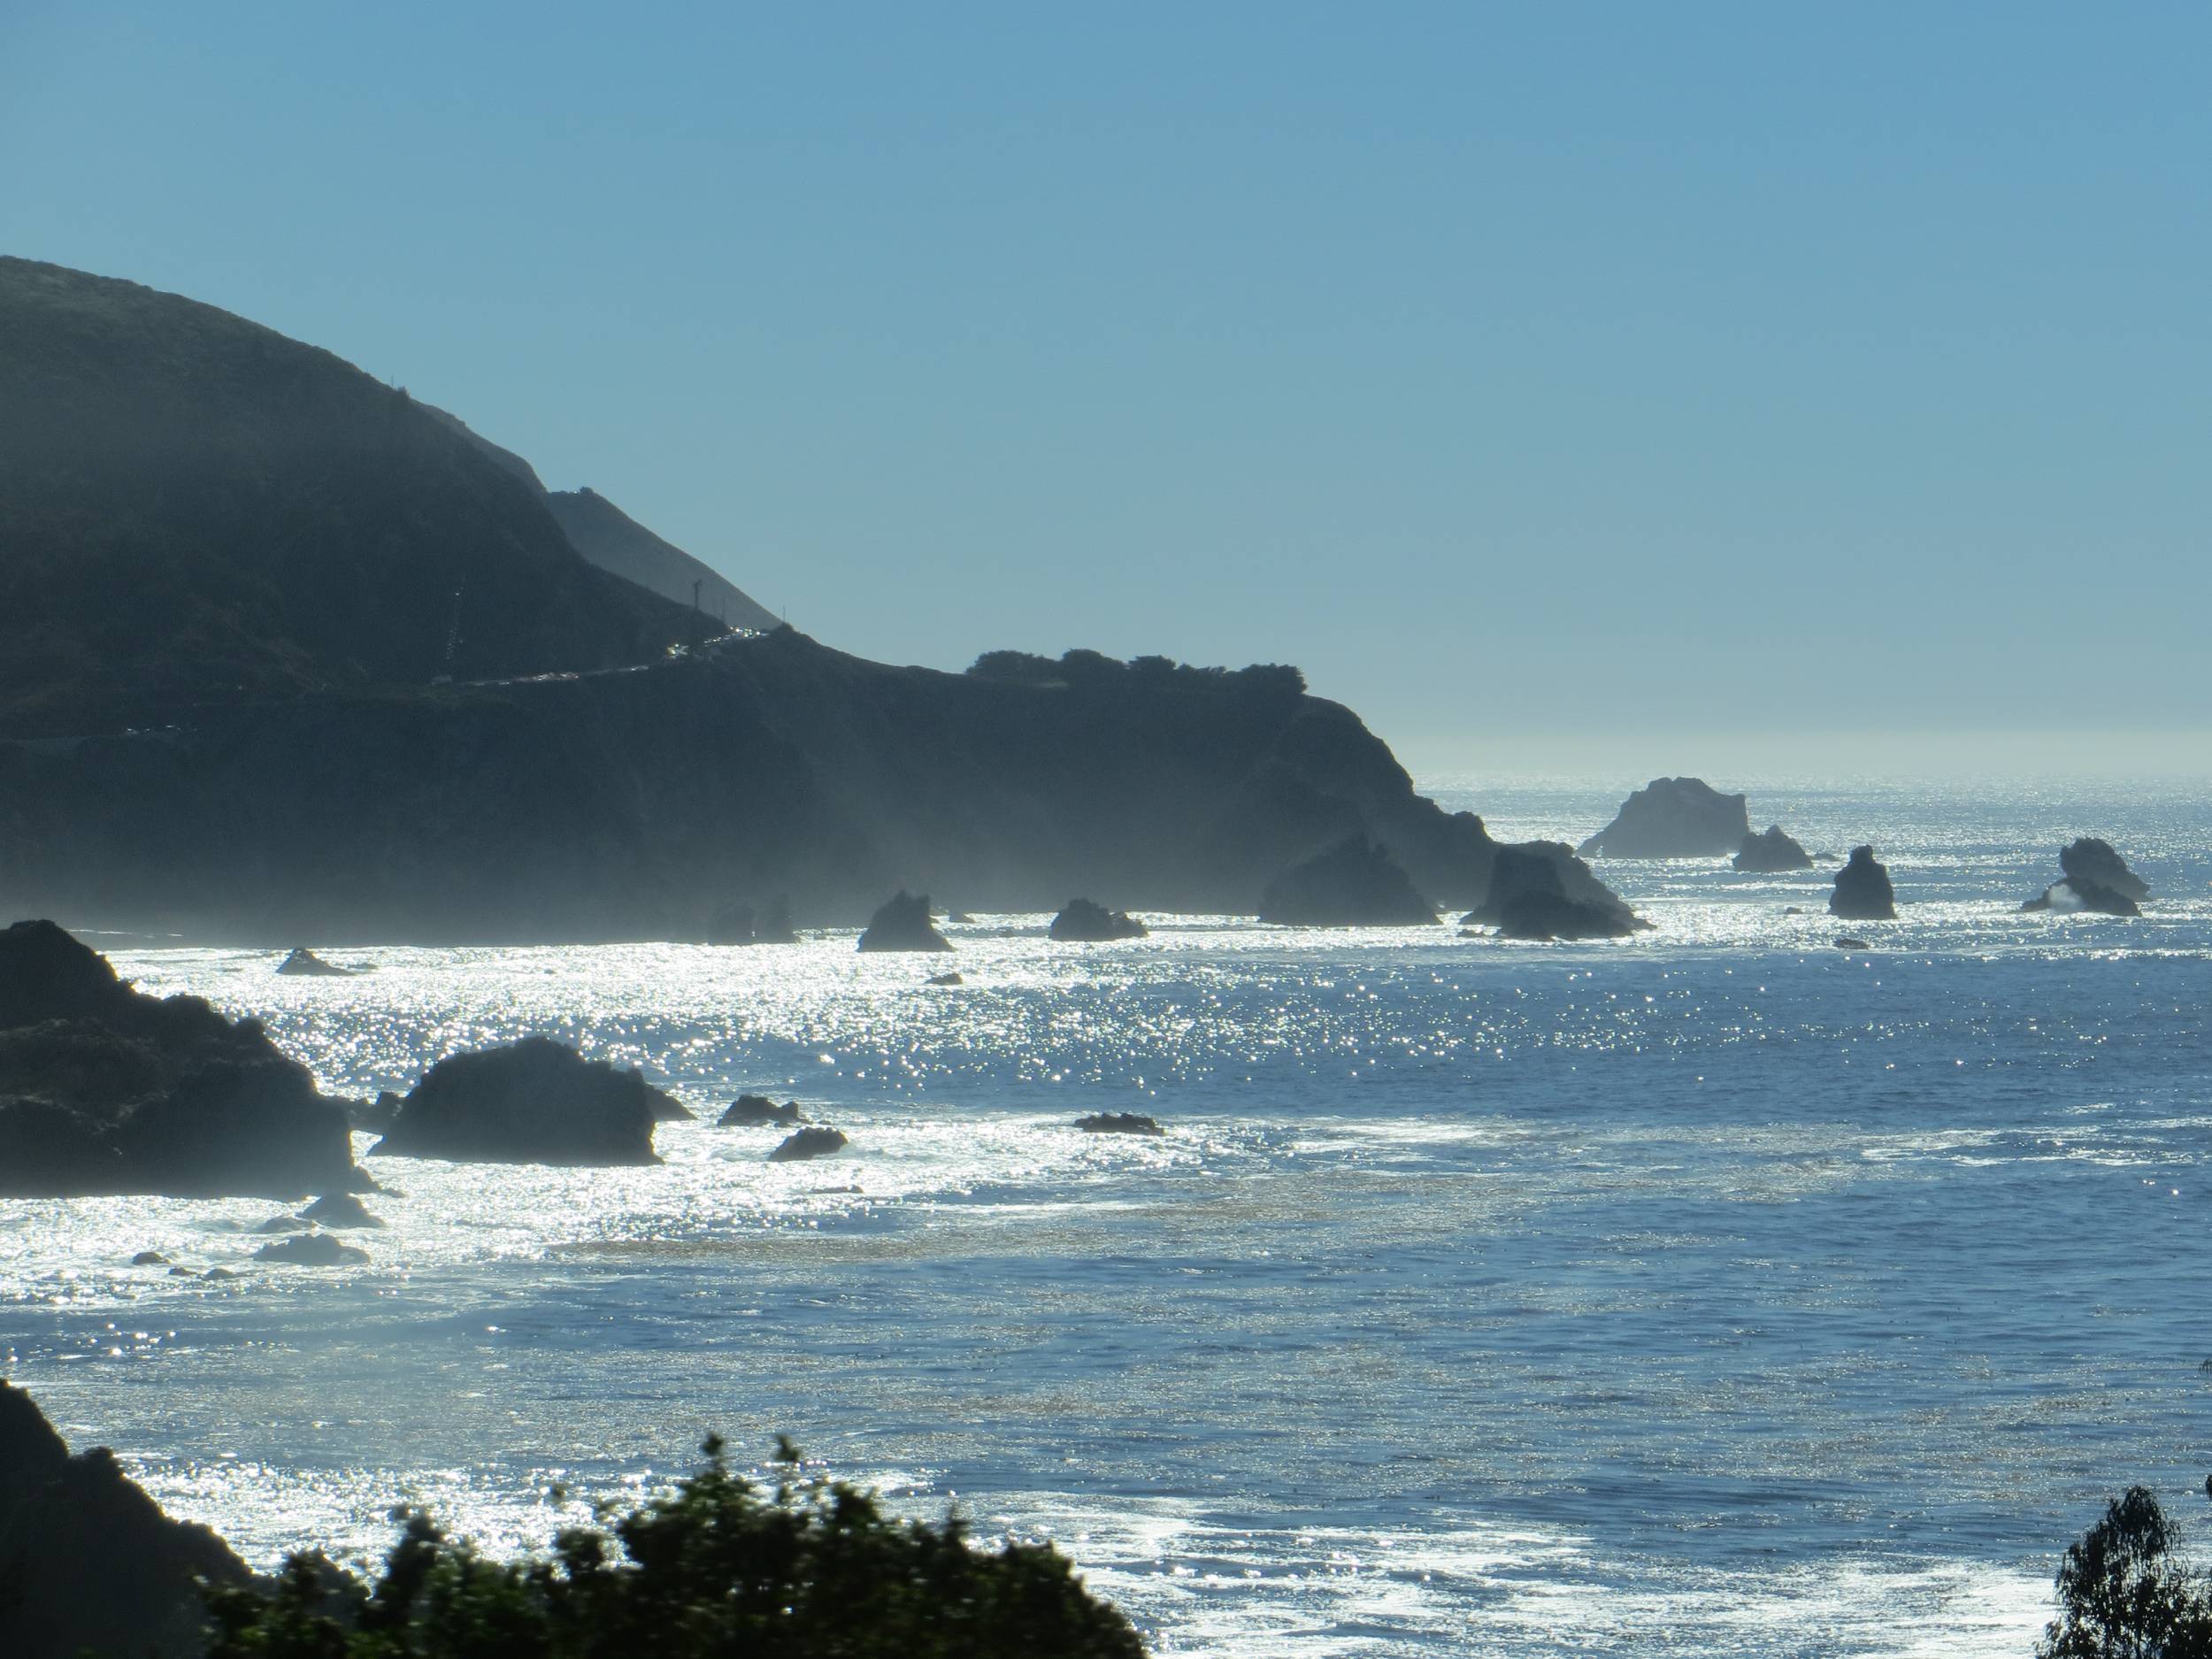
[2040,1486,2212,1658]
[203,1436,1143,1658]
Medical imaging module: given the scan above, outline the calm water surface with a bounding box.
[4,776,2209,1655]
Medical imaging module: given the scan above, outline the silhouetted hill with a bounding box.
[420,401,780,629]
[0,262,1635,942]
[0,257,708,737]
[545,488,781,630]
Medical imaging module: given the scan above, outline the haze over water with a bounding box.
[5,774,2208,1655]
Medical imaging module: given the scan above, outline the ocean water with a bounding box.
[4,775,2209,1656]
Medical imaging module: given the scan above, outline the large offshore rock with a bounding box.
[857,891,952,953]
[2022,879,2139,917]
[1259,836,1437,926]
[0,919,364,1199]
[370,1036,667,1165]
[1579,778,1751,858]
[1827,846,1898,921]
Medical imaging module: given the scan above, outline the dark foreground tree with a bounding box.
[2040,1486,2212,1658]
[203,1436,1144,1659]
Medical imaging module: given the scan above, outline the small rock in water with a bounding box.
[255,1216,311,1233]
[768,1127,849,1163]
[1075,1112,1165,1137]
[275,947,351,977]
[1832,936,1871,951]
[166,1264,196,1277]
[926,972,964,987]
[252,1232,369,1266]
[202,1267,237,1280]
[718,1094,806,1127]
[131,1249,168,1265]
[299,1192,384,1228]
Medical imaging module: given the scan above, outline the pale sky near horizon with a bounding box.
[4,4,2207,774]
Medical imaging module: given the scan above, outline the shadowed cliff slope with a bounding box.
[0,257,708,738]
[0,633,1629,941]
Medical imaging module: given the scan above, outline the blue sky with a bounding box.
[5,4,2207,770]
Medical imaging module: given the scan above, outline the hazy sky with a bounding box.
[5,4,2207,771]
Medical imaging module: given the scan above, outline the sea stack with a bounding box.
[1258,836,1438,926]
[1732,826,1813,872]
[857,891,953,952]
[1048,898,1148,941]
[369,1036,670,1165]
[1827,846,1898,920]
[2058,838,2149,902]
[1578,778,1750,859]
[1461,845,1642,940]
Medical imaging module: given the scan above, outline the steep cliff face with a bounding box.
[544,489,782,632]
[0,258,706,739]
[0,633,1627,941]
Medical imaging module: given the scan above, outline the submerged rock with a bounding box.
[1048,898,1149,942]
[1833,936,1871,950]
[253,1230,369,1265]
[1827,847,1897,921]
[0,1379,251,1659]
[2059,837,2149,902]
[857,891,953,952]
[1462,846,1641,941]
[0,919,365,1199]
[1578,778,1750,859]
[299,1192,385,1228]
[130,1249,168,1265]
[1732,826,1814,872]
[274,947,349,977]
[254,1215,311,1233]
[369,1036,667,1165]
[769,1126,849,1162]
[1259,836,1438,926]
[718,1094,806,1127]
[1075,1112,1164,1137]
[2023,879,2139,918]
[926,971,964,987]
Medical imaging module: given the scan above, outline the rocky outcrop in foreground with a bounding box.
[1828,847,1897,920]
[1049,899,1148,941]
[2059,838,2149,902]
[1461,845,1644,940]
[1259,836,1437,926]
[0,919,365,1198]
[1579,778,1750,859]
[1732,826,1813,872]
[370,1036,670,1164]
[857,892,952,952]
[0,1379,250,1659]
